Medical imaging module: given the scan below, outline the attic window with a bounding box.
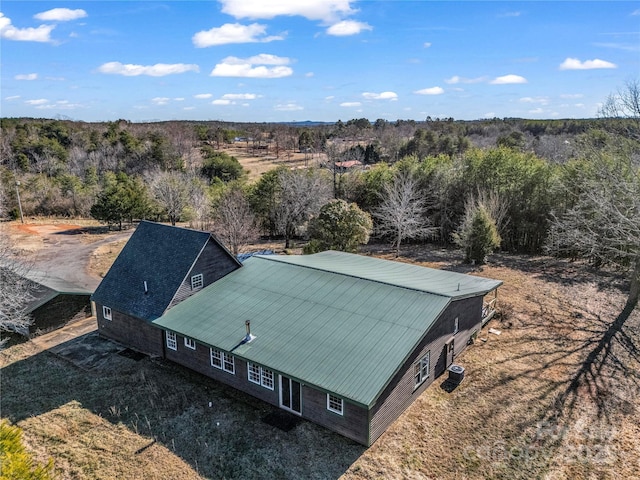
[103,306,112,321]
[327,394,344,415]
[191,274,204,290]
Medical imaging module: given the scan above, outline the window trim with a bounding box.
[103,305,112,321]
[191,273,204,290]
[327,394,344,415]
[247,362,274,390]
[184,337,196,350]
[413,351,430,388]
[210,348,235,374]
[453,316,459,335]
[166,331,177,351]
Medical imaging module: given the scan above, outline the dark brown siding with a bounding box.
[368,296,483,445]
[96,303,164,357]
[163,333,369,444]
[168,239,240,309]
[30,294,91,335]
[302,386,369,445]
[164,334,279,406]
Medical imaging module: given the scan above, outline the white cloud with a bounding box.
[362,91,398,101]
[632,9,640,15]
[193,23,283,47]
[15,73,38,81]
[194,93,213,99]
[325,95,335,100]
[151,97,170,105]
[275,103,303,111]
[445,75,486,84]
[183,106,196,111]
[528,108,544,114]
[0,13,55,42]
[340,102,361,107]
[490,74,527,84]
[221,93,260,100]
[414,86,444,95]
[519,96,549,105]
[483,112,497,119]
[326,20,372,36]
[210,54,293,78]
[559,57,617,70]
[5,95,21,101]
[219,0,356,22]
[212,99,232,105]
[305,72,314,77]
[560,93,584,99]
[34,8,87,22]
[423,42,432,48]
[499,11,521,18]
[26,98,49,105]
[98,62,200,76]
[174,98,185,101]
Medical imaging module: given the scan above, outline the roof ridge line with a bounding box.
[254,255,452,298]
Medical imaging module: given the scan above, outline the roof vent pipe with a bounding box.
[243,320,256,343]
[144,281,148,294]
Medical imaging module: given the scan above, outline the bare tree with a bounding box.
[212,187,258,256]
[598,78,640,139]
[547,154,640,309]
[147,170,190,225]
[374,170,437,257]
[0,234,34,344]
[274,169,331,249]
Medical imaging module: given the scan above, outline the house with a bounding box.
[92,222,502,446]
[11,269,92,335]
[91,221,242,356]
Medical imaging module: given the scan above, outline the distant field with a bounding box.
[222,142,327,180]
[1,245,639,479]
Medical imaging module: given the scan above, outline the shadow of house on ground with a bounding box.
[1,333,364,480]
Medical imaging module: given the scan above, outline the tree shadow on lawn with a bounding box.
[1,335,364,480]
[464,294,640,476]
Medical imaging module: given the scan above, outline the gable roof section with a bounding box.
[23,269,91,312]
[265,250,503,298]
[92,221,238,321]
[152,252,499,407]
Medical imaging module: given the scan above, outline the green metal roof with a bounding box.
[266,251,503,298]
[153,252,504,407]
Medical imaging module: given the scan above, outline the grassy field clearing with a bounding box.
[2,245,639,479]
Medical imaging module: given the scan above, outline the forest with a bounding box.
[1,110,639,299]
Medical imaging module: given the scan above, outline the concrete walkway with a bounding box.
[31,316,98,350]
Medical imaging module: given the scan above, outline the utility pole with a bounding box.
[15,181,24,223]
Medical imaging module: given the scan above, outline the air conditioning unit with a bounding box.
[448,364,465,384]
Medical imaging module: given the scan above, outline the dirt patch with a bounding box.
[14,223,84,236]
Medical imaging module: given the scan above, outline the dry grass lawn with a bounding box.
[2,243,639,479]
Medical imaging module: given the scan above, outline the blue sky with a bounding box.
[1,1,638,123]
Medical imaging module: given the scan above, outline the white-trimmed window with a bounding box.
[184,337,196,350]
[103,305,112,321]
[247,363,275,390]
[210,348,235,374]
[327,394,344,415]
[413,351,430,387]
[191,273,204,290]
[166,331,177,351]
[453,316,459,335]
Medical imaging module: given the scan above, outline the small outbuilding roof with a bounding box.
[153,251,501,407]
[23,270,91,312]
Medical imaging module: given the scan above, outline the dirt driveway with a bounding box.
[4,222,132,291]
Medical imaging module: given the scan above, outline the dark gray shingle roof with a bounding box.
[92,221,215,321]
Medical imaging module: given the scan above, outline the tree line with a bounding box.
[1,82,639,311]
